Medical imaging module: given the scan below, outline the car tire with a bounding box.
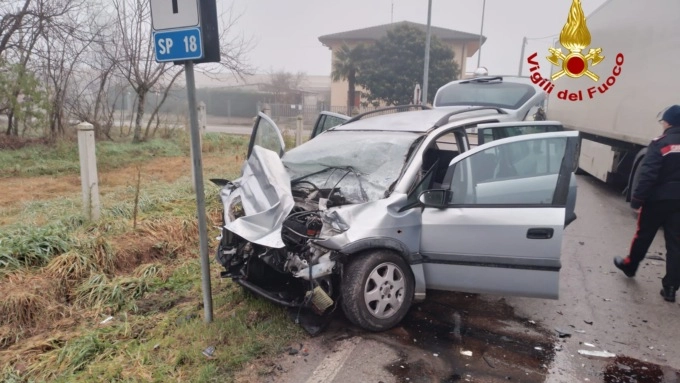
[340,250,414,332]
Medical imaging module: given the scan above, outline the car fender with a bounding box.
[337,237,421,264]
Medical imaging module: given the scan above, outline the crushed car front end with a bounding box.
[214,131,424,324]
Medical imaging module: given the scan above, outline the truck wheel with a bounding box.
[629,158,644,200]
[341,250,414,332]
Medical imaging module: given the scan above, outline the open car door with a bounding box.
[310,111,349,139]
[475,121,576,226]
[418,130,579,299]
[247,112,286,159]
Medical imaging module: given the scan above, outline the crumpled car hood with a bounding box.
[220,146,295,248]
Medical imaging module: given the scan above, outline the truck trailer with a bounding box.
[545,0,680,200]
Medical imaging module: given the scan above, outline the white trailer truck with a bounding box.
[546,0,680,200]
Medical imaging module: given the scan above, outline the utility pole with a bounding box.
[422,0,432,105]
[391,0,394,23]
[518,36,527,76]
[477,0,486,68]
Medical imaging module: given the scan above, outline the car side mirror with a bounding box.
[418,189,450,209]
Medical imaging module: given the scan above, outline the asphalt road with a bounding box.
[256,175,680,383]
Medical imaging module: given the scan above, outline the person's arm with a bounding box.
[631,140,663,209]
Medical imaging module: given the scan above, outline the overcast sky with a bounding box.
[224,0,608,78]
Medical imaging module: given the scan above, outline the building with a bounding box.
[319,20,485,110]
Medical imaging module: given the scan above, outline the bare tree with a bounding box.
[110,0,253,143]
[110,0,180,142]
[65,17,122,139]
[265,69,307,105]
[0,0,32,58]
[41,0,107,136]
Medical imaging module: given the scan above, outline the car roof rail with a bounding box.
[459,76,504,84]
[344,104,431,124]
[433,106,507,128]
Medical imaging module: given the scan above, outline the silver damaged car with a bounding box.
[214,107,580,332]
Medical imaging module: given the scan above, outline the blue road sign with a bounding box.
[153,27,203,63]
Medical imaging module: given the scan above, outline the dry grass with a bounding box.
[0,135,301,382]
[46,250,98,281]
[0,273,64,331]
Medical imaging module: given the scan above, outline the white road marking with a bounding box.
[304,337,361,383]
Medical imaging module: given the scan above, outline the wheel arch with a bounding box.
[338,237,426,303]
[339,237,421,265]
[626,147,648,202]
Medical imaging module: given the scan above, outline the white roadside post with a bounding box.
[77,122,100,221]
[151,0,221,323]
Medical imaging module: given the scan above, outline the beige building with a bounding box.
[319,21,485,110]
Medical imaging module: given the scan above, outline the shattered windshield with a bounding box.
[282,131,421,203]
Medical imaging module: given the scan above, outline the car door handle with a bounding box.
[527,228,554,239]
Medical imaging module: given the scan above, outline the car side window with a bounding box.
[448,137,567,205]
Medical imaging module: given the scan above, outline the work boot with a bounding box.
[614,256,637,277]
[660,285,677,302]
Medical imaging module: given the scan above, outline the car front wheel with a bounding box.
[341,250,414,332]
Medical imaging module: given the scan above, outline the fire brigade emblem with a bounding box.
[547,0,604,81]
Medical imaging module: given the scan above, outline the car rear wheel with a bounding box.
[341,250,414,332]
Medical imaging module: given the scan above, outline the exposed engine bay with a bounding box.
[215,185,358,333]
[214,146,377,332]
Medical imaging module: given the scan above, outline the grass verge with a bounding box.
[0,134,304,382]
[0,133,248,179]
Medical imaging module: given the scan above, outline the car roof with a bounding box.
[332,107,506,133]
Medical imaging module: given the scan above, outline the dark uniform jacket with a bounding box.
[631,126,680,209]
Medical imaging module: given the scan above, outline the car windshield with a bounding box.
[435,81,536,109]
[282,130,421,203]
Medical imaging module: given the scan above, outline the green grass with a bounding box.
[0,224,74,271]
[0,133,248,179]
[20,269,303,383]
[0,133,303,383]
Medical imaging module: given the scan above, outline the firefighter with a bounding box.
[614,104,680,302]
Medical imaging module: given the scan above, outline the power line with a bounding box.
[525,34,559,41]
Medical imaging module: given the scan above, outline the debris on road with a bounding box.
[647,255,665,261]
[582,342,596,348]
[483,355,496,368]
[584,320,593,325]
[100,316,114,324]
[555,328,571,338]
[202,346,216,358]
[460,350,473,357]
[578,349,616,358]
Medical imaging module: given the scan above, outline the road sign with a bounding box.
[150,0,199,30]
[153,27,203,62]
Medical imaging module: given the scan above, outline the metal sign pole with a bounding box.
[421,0,432,105]
[185,61,213,323]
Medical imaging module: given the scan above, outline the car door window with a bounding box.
[312,113,349,138]
[248,114,285,158]
[322,115,346,132]
[448,137,567,205]
[477,124,562,145]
